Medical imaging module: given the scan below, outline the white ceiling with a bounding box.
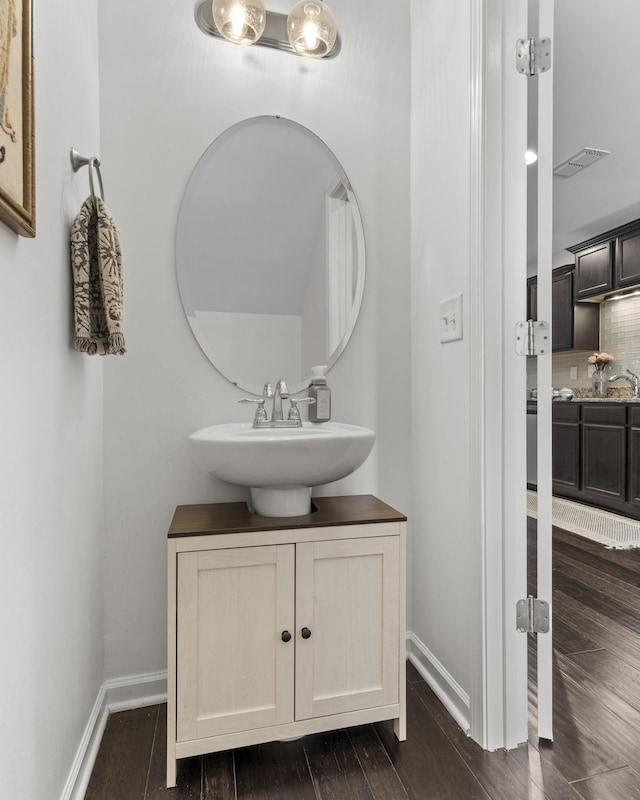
[551,0,640,256]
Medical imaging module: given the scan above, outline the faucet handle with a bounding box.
[238,397,267,423]
[287,397,316,421]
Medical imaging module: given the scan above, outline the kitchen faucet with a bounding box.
[608,367,640,398]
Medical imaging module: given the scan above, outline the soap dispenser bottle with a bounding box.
[308,365,331,422]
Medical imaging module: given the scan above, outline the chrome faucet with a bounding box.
[608,367,640,398]
[238,379,314,428]
[271,379,289,421]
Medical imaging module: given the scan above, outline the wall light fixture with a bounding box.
[286,1,338,58]
[197,0,341,59]
[212,0,267,45]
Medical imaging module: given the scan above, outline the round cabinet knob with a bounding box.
[281,630,292,643]
[301,627,312,639]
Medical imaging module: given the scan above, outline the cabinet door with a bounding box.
[575,241,613,299]
[176,545,295,742]
[295,537,399,720]
[552,421,581,489]
[615,228,640,289]
[551,270,573,351]
[552,403,581,490]
[629,426,640,508]
[582,424,626,502]
[527,277,537,321]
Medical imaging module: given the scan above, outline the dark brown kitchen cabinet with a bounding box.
[552,266,599,352]
[552,403,581,490]
[551,402,640,520]
[572,241,614,300]
[527,266,598,352]
[581,404,627,504]
[527,276,537,322]
[569,218,640,300]
[629,407,640,508]
[615,227,640,289]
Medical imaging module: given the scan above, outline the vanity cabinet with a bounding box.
[166,495,406,789]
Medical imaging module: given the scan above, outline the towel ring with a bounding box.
[88,158,105,202]
[70,147,105,202]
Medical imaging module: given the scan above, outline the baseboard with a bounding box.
[406,631,471,735]
[64,639,472,799]
[61,671,168,800]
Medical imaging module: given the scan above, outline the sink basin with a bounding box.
[189,421,376,517]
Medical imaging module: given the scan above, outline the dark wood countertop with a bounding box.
[168,494,407,538]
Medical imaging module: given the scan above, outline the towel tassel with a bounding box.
[74,337,98,355]
[106,333,127,355]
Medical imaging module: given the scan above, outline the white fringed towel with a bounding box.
[70,195,126,355]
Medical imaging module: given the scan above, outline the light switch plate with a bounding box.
[570,366,578,379]
[440,293,463,343]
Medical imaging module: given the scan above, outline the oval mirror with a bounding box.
[176,116,365,395]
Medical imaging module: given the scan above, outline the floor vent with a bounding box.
[527,490,640,549]
[553,147,611,178]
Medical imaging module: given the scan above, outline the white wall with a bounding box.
[98,0,411,681]
[0,2,104,799]
[410,0,475,706]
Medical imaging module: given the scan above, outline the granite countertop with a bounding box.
[567,388,640,403]
[528,388,640,404]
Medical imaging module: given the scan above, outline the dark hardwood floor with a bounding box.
[86,523,640,800]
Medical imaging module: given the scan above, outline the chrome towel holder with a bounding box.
[70,146,105,202]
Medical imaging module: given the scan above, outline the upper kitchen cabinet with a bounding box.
[527,265,599,352]
[572,241,614,300]
[569,218,640,300]
[616,226,640,289]
[552,265,599,351]
[526,276,537,321]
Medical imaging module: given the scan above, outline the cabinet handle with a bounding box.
[281,630,292,643]
[301,627,312,639]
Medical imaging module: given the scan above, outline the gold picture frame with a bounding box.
[0,0,34,238]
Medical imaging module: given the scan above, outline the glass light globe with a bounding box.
[212,0,266,45]
[286,1,338,58]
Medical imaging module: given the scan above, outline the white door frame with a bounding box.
[468,0,531,750]
[534,0,555,742]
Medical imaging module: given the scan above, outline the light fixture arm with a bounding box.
[195,1,341,58]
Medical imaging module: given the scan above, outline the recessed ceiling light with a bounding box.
[526,150,538,166]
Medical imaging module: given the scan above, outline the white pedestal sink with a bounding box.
[189,421,376,517]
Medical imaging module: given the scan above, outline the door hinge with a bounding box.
[515,320,550,356]
[516,37,551,76]
[517,596,550,634]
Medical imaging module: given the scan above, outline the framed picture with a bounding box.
[0,0,34,237]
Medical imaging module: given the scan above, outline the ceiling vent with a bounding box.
[553,148,611,178]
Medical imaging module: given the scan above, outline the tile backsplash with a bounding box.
[528,293,640,389]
